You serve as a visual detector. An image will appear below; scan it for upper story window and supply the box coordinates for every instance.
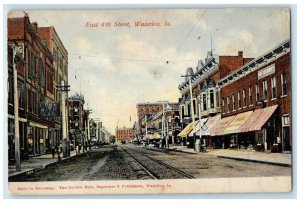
[227,96,230,113]
[210,89,214,108]
[28,48,36,78]
[232,94,235,111]
[249,87,253,106]
[238,91,241,109]
[38,58,45,87]
[263,80,268,101]
[243,89,246,107]
[281,73,287,96]
[192,99,197,115]
[271,77,277,99]
[222,97,225,114]
[180,105,184,120]
[203,93,207,111]
[255,85,259,103]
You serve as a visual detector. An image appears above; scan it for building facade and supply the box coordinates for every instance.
[116,127,134,143]
[8,15,58,158]
[177,51,253,148]
[68,93,85,148]
[137,102,179,140]
[37,26,69,149]
[218,39,291,152]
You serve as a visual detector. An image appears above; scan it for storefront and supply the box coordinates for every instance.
[8,116,28,162]
[27,122,48,156]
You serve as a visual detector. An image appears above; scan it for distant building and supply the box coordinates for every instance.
[149,105,181,146]
[68,93,85,147]
[136,102,179,139]
[115,127,134,143]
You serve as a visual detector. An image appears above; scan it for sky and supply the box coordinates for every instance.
[8,8,290,134]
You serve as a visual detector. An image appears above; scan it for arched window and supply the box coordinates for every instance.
[38,58,45,87]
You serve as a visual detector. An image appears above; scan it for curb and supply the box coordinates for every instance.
[217,155,291,167]
[8,152,87,181]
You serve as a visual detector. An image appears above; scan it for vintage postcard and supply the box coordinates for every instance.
[6,7,292,195]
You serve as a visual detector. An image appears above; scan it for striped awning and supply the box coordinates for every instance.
[240,105,278,132]
[188,119,207,137]
[178,120,199,137]
[223,111,253,135]
[196,114,221,136]
[210,115,236,136]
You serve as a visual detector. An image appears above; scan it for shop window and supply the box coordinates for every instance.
[257,132,264,144]
[281,73,287,96]
[271,77,277,99]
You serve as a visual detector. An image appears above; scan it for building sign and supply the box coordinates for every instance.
[258,64,275,80]
[38,101,60,117]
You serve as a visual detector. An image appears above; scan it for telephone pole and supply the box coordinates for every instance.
[12,44,21,171]
[181,74,196,151]
[57,81,70,158]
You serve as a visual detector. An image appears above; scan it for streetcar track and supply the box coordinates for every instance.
[122,147,195,179]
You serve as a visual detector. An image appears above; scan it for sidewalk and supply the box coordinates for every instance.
[8,150,85,179]
[168,145,292,167]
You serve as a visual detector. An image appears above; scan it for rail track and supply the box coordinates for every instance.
[121,147,195,179]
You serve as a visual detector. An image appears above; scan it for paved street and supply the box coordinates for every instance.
[9,145,291,182]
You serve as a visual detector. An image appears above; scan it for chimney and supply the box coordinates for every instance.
[32,22,38,31]
[238,51,243,58]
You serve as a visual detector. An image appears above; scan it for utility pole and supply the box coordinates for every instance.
[145,115,148,145]
[181,74,196,151]
[57,80,70,158]
[12,44,21,171]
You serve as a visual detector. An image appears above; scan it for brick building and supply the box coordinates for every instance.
[215,39,291,152]
[116,127,134,143]
[136,102,179,139]
[8,15,57,158]
[37,26,69,148]
[68,93,85,148]
[177,51,253,148]
[148,105,181,146]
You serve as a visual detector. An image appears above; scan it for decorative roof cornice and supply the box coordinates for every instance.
[218,39,290,88]
[178,56,219,94]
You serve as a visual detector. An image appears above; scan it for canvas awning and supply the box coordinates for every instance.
[240,105,278,132]
[223,111,253,135]
[188,120,204,137]
[196,114,221,136]
[152,132,161,139]
[210,115,236,136]
[178,120,199,137]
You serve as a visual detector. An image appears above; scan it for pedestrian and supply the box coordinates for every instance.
[51,146,55,158]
